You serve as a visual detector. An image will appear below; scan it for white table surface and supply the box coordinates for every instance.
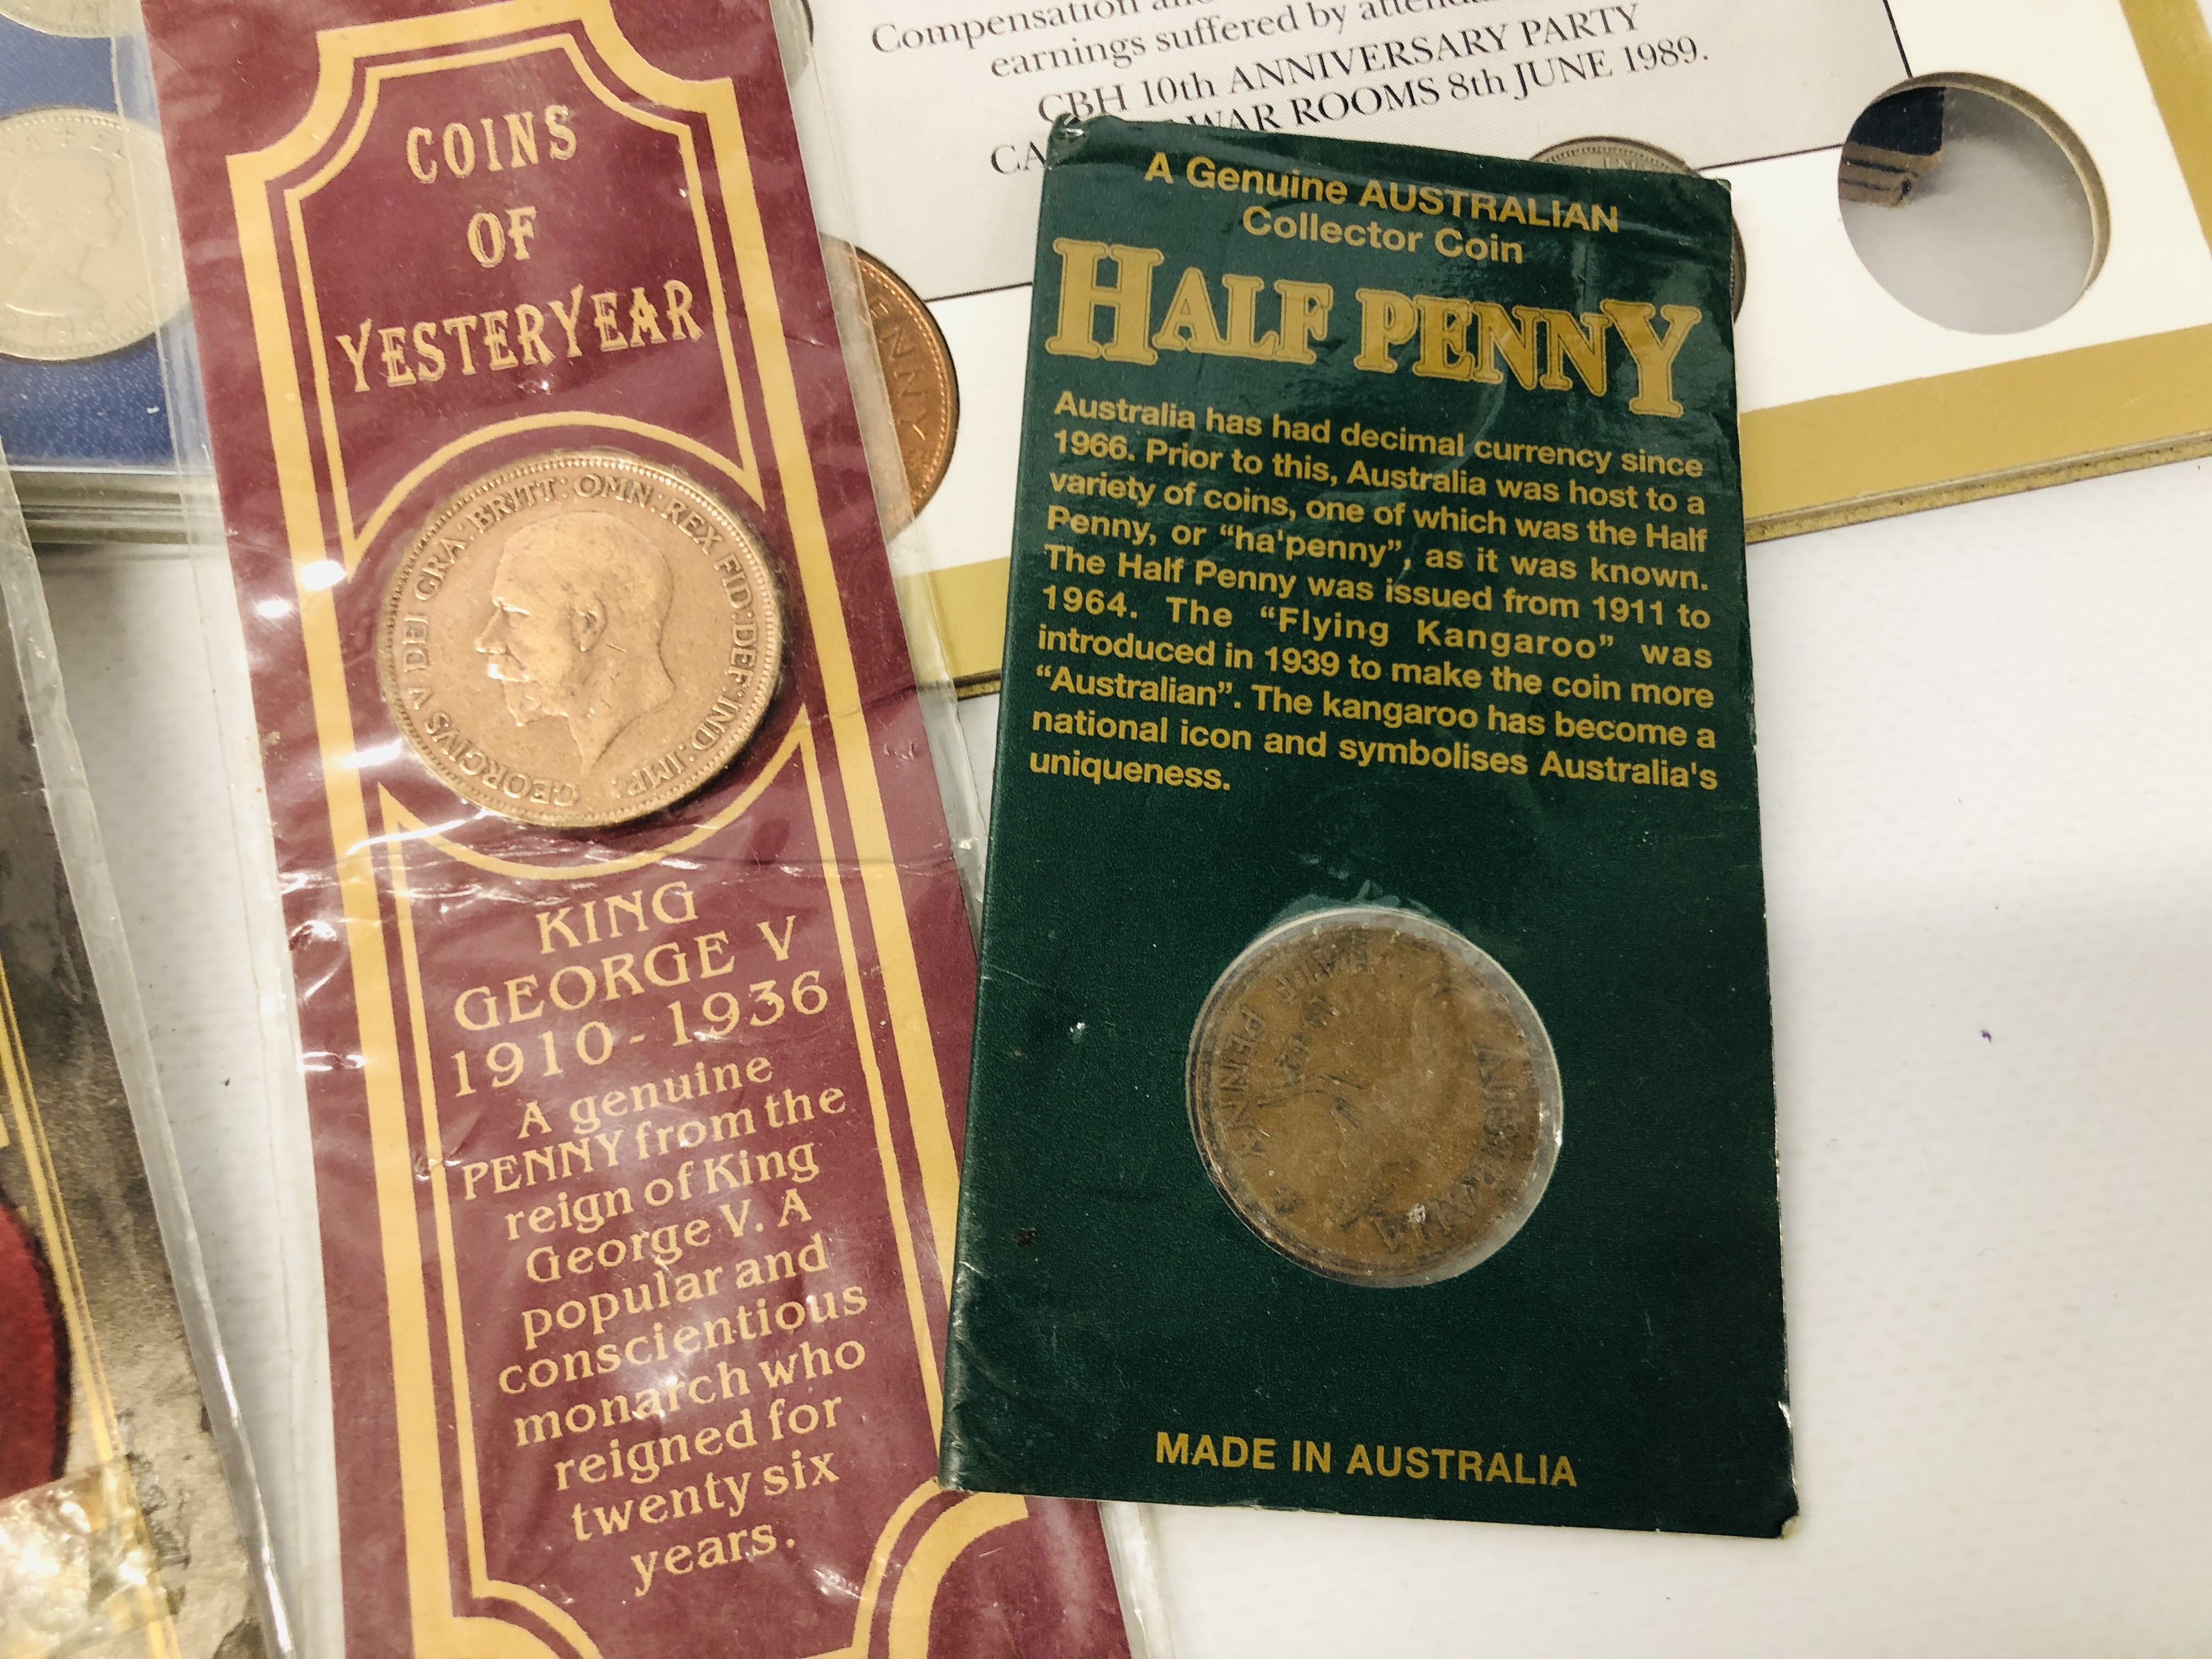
[40,450,2212,1656]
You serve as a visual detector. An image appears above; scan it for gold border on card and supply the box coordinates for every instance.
[1741,323,2212,535]
[226,4,989,1651]
[905,565,1008,697]
[1739,0,2212,536]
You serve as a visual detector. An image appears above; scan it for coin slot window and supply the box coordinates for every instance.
[1839,76,2107,335]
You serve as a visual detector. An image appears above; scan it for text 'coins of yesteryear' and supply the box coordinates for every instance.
[856,250,958,515]
[377,452,783,829]
[1531,136,1746,318]
[1188,908,1563,1288]
[0,109,184,361]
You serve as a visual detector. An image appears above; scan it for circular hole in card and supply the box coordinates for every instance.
[1839,76,2107,334]
[1186,906,1562,1288]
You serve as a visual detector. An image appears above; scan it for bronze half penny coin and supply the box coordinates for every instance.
[377,452,783,829]
[1187,907,1562,1286]
[855,249,958,515]
[1532,135,1746,318]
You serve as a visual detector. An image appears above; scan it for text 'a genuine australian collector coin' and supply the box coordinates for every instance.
[1188,908,1562,1287]
[1532,135,1746,318]
[856,249,958,515]
[0,109,182,360]
[376,453,783,830]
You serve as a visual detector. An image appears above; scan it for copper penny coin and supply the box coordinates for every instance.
[1188,907,1561,1286]
[376,452,782,829]
[0,109,183,360]
[856,249,958,515]
[1532,135,1746,319]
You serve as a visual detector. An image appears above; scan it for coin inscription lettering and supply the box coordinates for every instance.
[1188,909,1561,1286]
[856,250,958,515]
[377,453,783,828]
[0,109,183,361]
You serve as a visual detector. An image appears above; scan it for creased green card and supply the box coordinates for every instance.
[941,114,1792,1539]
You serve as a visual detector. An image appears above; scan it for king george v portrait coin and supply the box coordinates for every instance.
[377,452,783,830]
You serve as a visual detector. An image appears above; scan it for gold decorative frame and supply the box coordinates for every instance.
[227,4,1012,1651]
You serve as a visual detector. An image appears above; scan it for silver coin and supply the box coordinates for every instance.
[0,109,184,362]
[1532,135,1746,319]
[0,0,133,38]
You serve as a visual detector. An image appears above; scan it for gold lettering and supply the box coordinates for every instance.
[505,110,539,168]
[514,305,551,366]
[379,325,416,387]
[1600,300,1702,419]
[664,280,702,341]
[591,291,628,352]
[549,286,586,358]
[1473,301,1542,389]
[442,122,476,178]
[337,319,373,392]
[442,314,482,375]
[483,309,517,370]
[412,320,447,381]
[1353,286,1416,373]
[545,104,577,160]
[1541,309,1610,395]
[1046,238,1163,365]
[1217,273,1279,359]
[1273,279,1331,365]
[467,211,505,267]
[1412,294,1474,381]
[1150,266,1228,356]
[506,205,539,262]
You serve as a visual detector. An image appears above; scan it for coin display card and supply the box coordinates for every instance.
[136,0,1132,1651]
[0,13,187,491]
[806,0,2212,691]
[0,449,278,1653]
[942,114,1792,1537]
